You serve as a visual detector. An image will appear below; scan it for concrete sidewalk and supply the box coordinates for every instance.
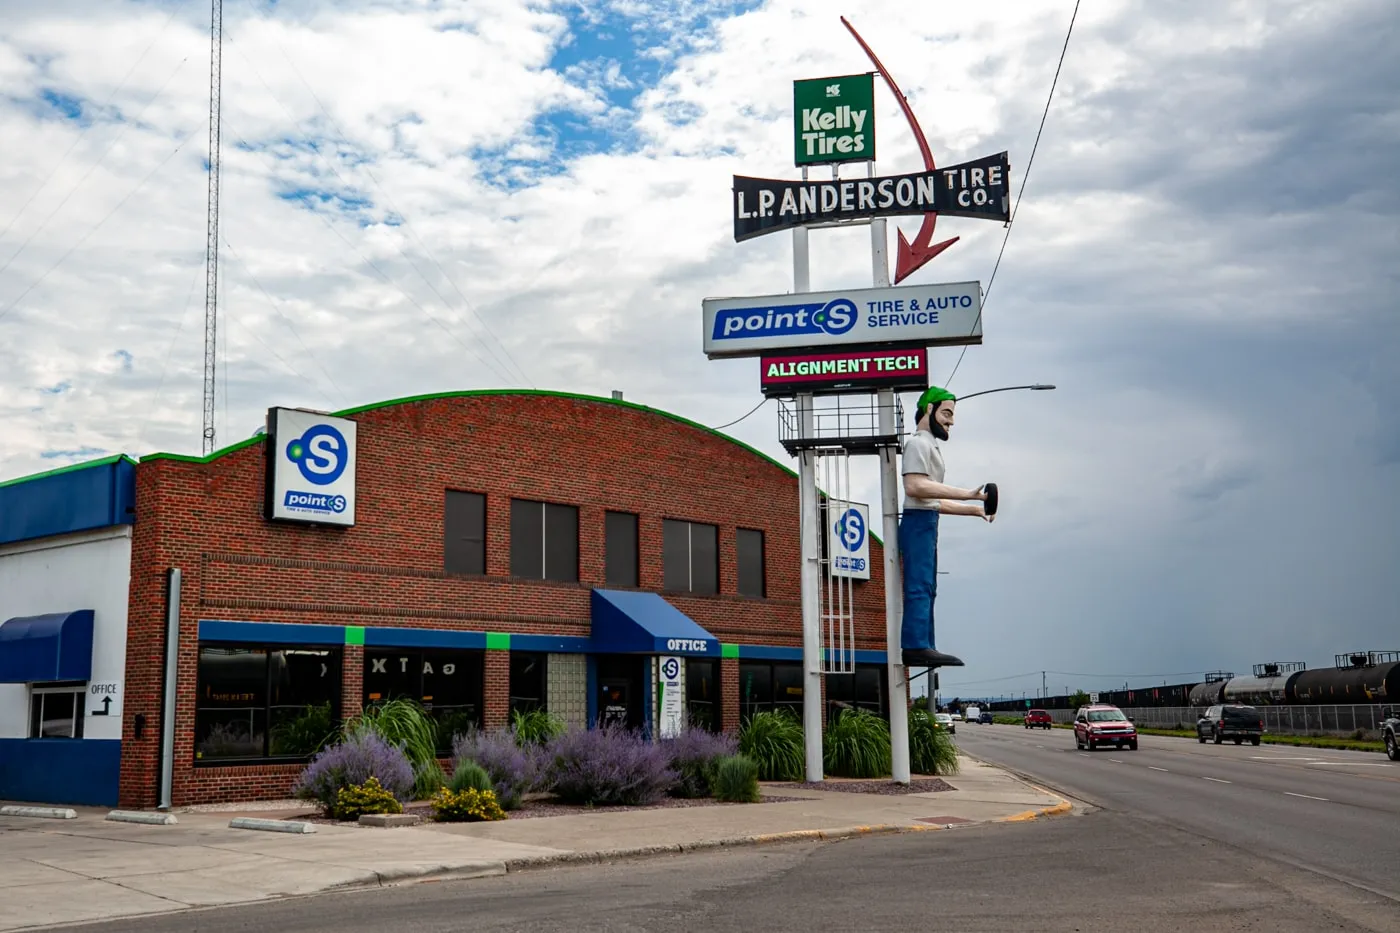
[0,756,1069,932]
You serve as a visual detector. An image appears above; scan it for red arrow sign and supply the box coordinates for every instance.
[841,17,959,283]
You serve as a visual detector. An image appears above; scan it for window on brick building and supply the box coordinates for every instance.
[510,499,579,582]
[509,652,547,716]
[363,648,484,755]
[444,490,487,575]
[662,519,718,595]
[825,664,887,725]
[738,660,802,722]
[195,645,341,763]
[735,528,765,598]
[28,683,86,738]
[685,659,719,732]
[604,510,639,587]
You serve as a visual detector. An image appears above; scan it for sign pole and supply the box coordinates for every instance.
[798,391,824,782]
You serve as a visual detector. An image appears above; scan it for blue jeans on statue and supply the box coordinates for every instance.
[899,508,940,651]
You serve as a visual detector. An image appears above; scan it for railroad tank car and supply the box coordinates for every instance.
[1188,679,1229,707]
[1220,672,1304,706]
[1289,661,1400,704]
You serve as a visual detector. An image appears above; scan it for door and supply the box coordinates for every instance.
[595,655,646,730]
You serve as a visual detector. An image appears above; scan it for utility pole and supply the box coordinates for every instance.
[1043,670,1047,699]
[202,0,223,455]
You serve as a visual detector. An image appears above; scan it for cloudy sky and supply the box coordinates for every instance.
[2,0,1396,702]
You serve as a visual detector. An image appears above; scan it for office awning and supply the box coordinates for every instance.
[0,610,94,683]
[589,590,719,656]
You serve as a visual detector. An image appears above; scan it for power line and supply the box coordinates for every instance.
[945,0,1080,388]
[0,0,194,246]
[712,397,768,430]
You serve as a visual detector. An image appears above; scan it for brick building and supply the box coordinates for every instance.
[0,390,893,808]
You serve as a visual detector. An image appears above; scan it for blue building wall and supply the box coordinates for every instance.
[0,739,122,807]
[0,456,136,547]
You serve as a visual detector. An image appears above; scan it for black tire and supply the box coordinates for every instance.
[1214,732,1223,745]
[1198,734,1206,744]
[1088,738,1097,751]
[1251,737,1261,746]
[1129,741,1138,751]
[1234,737,1242,745]
[1386,733,1398,761]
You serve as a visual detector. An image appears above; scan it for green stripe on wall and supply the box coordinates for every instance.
[344,626,365,646]
[721,643,739,659]
[486,632,511,650]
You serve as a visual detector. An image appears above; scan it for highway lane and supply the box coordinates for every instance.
[954,724,1400,901]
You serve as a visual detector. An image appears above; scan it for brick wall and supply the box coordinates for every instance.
[120,392,891,807]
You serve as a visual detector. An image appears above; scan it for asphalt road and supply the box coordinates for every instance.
[55,808,1399,933]
[952,723,1400,900]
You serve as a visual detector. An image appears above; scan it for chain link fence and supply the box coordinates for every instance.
[1047,704,1394,737]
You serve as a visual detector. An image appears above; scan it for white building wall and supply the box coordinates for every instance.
[0,526,133,741]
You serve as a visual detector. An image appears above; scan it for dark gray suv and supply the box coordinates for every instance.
[1197,704,1264,746]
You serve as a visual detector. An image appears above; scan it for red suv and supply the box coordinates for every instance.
[1074,704,1138,751]
[1024,709,1053,729]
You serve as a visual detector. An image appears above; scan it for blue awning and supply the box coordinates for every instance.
[589,589,719,656]
[0,610,94,683]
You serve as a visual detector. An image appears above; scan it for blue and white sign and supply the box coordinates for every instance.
[266,407,358,526]
[701,281,982,359]
[657,655,684,738]
[828,501,871,580]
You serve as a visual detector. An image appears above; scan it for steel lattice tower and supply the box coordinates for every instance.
[202,0,223,454]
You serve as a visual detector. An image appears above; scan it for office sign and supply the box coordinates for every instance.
[703,281,981,359]
[657,655,684,738]
[760,347,927,397]
[794,73,875,165]
[733,152,1009,242]
[264,407,358,526]
[828,502,871,580]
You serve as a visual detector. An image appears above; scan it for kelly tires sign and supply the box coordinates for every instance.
[733,152,1009,242]
[264,407,358,526]
[794,73,875,165]
[702,281,982,358]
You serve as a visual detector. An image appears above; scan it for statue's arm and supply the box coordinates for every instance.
[902,472,985,502]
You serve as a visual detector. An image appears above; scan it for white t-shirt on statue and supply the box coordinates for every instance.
[901,429,944,512]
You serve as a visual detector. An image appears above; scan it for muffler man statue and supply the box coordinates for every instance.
[899,385,996,669]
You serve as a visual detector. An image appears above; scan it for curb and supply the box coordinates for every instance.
[229,816,317,834]
[994,799,1074,823]
[107,810,178,825]
[500,822,945,872]
[0,805,77,820]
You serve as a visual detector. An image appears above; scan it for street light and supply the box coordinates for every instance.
[955,384,1056,401]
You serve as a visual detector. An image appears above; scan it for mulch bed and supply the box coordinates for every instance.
[770,777,954,795]
[291,793,812,825]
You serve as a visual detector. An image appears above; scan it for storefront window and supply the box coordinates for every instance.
[509,652,546,716]
[739,660,803,721]
[364,649,484,754]
[736,528,765,597]
[29,683,86,738]
[686,659,719,732]
[826,664,887,724]
[663,519,719,594]
[195,645,341,763]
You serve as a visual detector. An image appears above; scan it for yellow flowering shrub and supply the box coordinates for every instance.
[430,786,507,822]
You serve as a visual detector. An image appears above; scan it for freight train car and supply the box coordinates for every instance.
[1290,658,1400,704]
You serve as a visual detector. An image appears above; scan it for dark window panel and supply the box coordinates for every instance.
[509,652,547,715]
[739,661,773,720]
[195,647,270,761]
[736,528,765,597]
[662,519,690,591]
[510,499,544,579]
[544,503,579,583]
[686,658,719,733]
[605,511,639,587]
[267,649,340,758]
[690,522,718,595]
[444,490,486,575]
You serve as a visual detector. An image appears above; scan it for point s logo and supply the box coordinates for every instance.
[834,507,866,552]
[712,297,858,342]
[285,424,348,486]
[661,657,681,680]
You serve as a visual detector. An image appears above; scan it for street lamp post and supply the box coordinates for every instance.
[955,383,1056,401]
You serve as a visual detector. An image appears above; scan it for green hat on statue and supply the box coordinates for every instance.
[915,385,956,422]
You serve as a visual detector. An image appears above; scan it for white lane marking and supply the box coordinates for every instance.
[1036,745,1045,748]
[1109,758,1124,763]
[1306,762,1393,767]
[1251,756,1324,760]
[1284,792,1329,801]
[1202,777,1232,784]
[1149,766,1169,772]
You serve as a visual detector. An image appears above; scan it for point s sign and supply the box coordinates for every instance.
[265,407,358,526]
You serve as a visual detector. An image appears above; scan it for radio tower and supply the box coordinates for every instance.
[202,0,223,454]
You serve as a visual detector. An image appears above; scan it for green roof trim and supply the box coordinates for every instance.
[139,434,263,465]
[0,453,137,489]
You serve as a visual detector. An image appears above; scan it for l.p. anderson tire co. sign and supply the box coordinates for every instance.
[732,152,1009,242]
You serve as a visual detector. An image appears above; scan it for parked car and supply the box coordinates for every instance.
[934,712,956,735]
[1197,704,1264,746]
[1074,704,1138,751]
[949,712,963,722]
[1025,709,1053,729]
[1382,708,1398,761]
[978,711,994,724]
